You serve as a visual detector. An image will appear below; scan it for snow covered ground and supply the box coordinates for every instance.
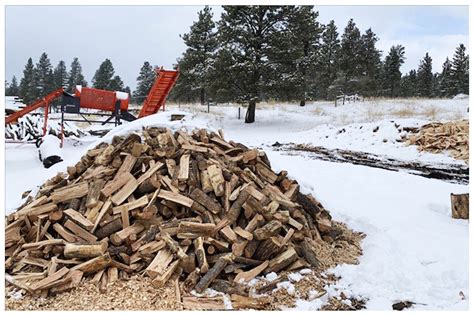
[4,97,469,310]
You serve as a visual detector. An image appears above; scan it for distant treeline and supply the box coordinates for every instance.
[6,6,469,123]
[168,6,469,122]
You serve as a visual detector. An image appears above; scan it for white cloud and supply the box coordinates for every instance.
[378,34,469,74]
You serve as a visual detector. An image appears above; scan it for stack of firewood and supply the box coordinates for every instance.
[406,120,469,162]
[5,127,341,307]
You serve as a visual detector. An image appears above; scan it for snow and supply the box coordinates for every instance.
[115,91,129,100]
[5,96,26,111]
[276,281,296,295]
[4,98,469,310]
[38,134,62,160]
[265,272,278,282]
[453,93,469,100]
[267,151,468,310]
[288,272,304,282]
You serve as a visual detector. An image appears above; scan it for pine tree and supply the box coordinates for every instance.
[133,61,156,103]
[110,75,124,91]
[417,52,433,97]
[53,60,68,89]
[67,58,87,92]
[451,43,469,95]
[360,28,382,96]
[35,52,55,97]
[176,6,218,104]
[6,76,19,96]
[438,58,456,97]
[92,59,116,90]
[381,45,405,97]
[217,5,286,123]
[19,58,38,103]
[269,6,322,106]
[318,20,340,100]
[338,19,364,93]
[400,69,418,97]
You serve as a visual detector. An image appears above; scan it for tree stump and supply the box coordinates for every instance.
[451,193,469,219]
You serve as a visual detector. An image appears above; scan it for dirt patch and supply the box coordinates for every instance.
[275,143,468,185]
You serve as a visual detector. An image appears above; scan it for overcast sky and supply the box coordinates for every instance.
[5,5,469,91]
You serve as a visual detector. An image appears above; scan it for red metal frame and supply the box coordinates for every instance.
[5,88,64,125]
[138,67,179,118]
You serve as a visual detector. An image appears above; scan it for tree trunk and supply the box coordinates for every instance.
[245,100,256,124]
[200,88,205,105]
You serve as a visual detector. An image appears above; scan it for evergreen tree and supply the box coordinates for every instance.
[400,69,418,97]
[318,20,340,100]
[360,28,382,96]
[92,59,116,90]
[269,6,322,106]
[176,6,218,104]
[35,52,55,97]
[133,61,156,103]
[438,58,456,97]
[6,76,19,96]
[381,45,405,97]
[432,73,441,97]
[53,60,68,89]
[451,43,469,95]
[217,5,286,123]
[109,75,124,91]
[19,57,38,103]
[67,58,87,92]
[338,19,364,93]
[416,52,433,97]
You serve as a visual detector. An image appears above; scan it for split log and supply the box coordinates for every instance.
[177,222,216,238]
[210,279,248,296]
[195,253,233,293]
[178,154,190,181]
[64,220,97,243]
[29,267,69,291]
[234,260,269,282]
[158,190,194,208]
[253,220,282,240]
[265,247,298,273]
[193,237,209,273]
[64,243,107,259]
[86,179,105,208]
[183,268,201,292]
[111,177,138,205]
[182,296,225,310]
[71,253,112,275]
[94,218,122,240]
[207,164,225,197]
[151,259,180,287]
[231,294,270,310]
[301,238,320,267]
[64,209,94,230]
[189,188,221,214]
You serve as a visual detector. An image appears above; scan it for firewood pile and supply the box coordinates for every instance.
[5,127,342,307]
[405,120,468,162]
[5,113,85,141]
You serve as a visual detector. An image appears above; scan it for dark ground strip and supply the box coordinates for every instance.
[272,143,469,185]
